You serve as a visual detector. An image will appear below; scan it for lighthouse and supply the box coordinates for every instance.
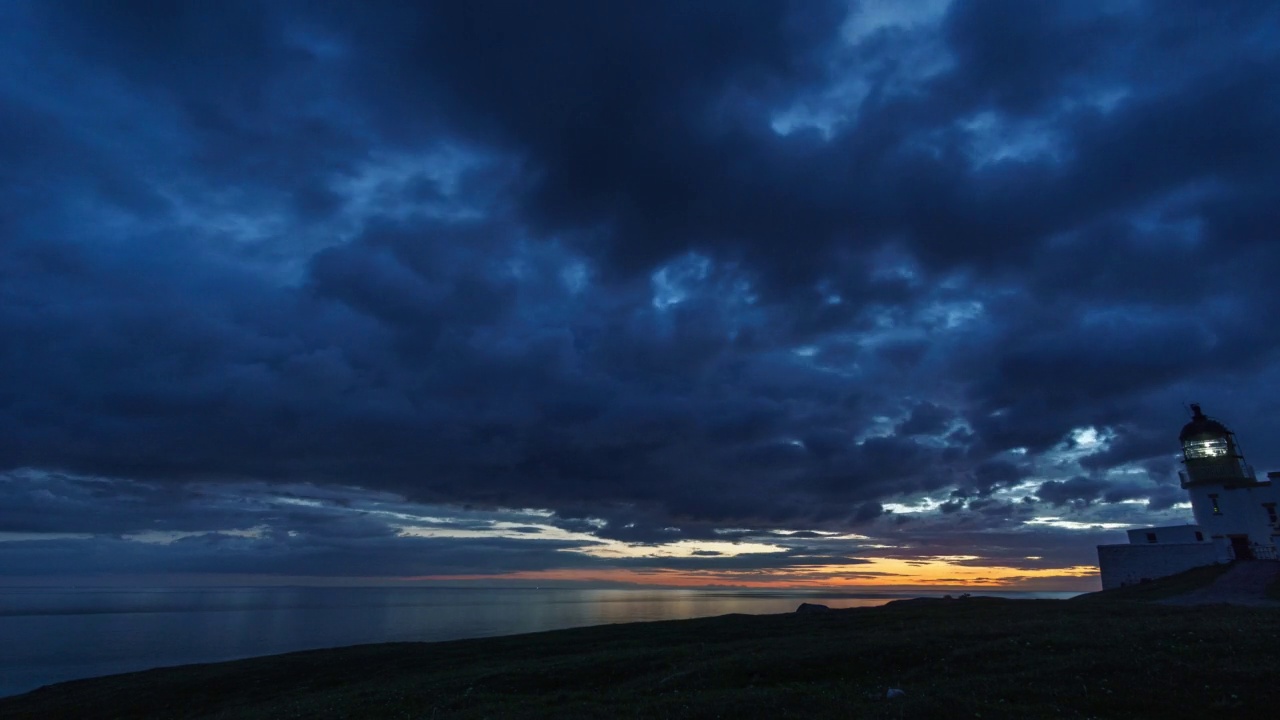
[1179,404,1277,561]
[1096,405,1280,589]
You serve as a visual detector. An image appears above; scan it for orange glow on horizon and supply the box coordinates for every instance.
[407,556,1100,591]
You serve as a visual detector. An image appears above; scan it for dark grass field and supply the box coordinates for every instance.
[3,590,1279,720]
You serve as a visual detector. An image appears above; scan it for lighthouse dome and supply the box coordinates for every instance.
[1179,403,1243,463]
[1179,404,1231,442]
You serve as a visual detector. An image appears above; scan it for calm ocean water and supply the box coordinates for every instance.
[0,586,1078,697]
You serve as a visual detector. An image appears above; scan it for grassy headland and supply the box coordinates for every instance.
[3,594,1279,719]
[1068,562,1232,602]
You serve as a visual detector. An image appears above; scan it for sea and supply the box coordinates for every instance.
[0,586,1080,698]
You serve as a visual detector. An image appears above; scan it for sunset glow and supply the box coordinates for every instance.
[410,556,1101,591]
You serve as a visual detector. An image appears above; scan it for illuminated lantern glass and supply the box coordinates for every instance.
[1183,437,1228,460]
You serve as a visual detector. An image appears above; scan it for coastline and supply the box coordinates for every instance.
[3,596,1277,719]
[0,585,1081,699]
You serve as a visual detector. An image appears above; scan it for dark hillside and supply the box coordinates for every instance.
[3,599,1278,719]
[1070,563,1233,602]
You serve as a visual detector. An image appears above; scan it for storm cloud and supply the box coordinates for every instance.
[2,0,1278,583]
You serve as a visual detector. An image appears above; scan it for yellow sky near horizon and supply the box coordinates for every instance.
[409,555,1102,592]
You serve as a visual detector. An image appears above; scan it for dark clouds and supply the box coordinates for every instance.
[2,1,1280,581]
[1037,476,1111,508]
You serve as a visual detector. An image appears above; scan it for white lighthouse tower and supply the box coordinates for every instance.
[1096,405,1280,589]
[1179,404,1278,562]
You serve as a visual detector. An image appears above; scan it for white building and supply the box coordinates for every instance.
[1097,404,1280,590]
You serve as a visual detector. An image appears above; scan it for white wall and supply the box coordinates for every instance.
[1188,482,1280,552]
[1125,525,1205,545]
[1097,543,1222,590]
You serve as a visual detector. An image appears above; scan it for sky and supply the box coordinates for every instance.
[2,0,1280,592]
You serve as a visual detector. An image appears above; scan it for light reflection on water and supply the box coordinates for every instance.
[0,587,1076,697]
